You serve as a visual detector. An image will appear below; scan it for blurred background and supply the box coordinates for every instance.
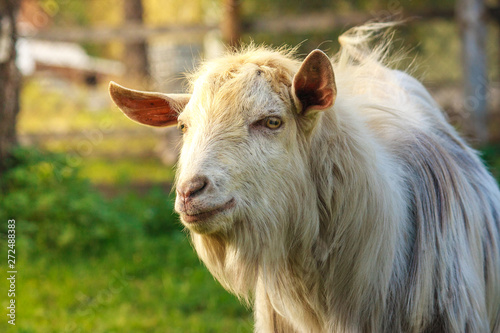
[0,0,499,332]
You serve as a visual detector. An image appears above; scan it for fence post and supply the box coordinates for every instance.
[456,0,489,145]
[123,0,149,81]
[221,0,241,48]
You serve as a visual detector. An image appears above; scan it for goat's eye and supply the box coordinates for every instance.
[178,123,187,133]
[265,117,282,129]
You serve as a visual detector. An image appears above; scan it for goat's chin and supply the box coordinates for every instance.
[180,212,235,235]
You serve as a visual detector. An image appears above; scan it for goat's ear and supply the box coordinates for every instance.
[292,49,336,114]
[109,81,190,127]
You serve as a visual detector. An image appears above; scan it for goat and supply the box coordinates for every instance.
[109,24,500,332]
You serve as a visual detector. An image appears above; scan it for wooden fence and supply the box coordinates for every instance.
[19,3,500,144]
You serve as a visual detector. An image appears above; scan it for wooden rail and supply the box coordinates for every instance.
[20,9,462,43]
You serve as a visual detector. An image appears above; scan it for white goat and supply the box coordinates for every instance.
[109,24,500,332]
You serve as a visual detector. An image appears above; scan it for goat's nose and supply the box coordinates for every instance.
[177,176,210,201]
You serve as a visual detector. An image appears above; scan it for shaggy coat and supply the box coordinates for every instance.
[109,24,500,332]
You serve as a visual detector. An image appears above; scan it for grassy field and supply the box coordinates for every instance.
[0,236,252,333]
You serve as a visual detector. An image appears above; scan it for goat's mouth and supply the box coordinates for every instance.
[180,198,236,224]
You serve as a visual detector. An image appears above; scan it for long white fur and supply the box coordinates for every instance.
[172,24,500,332]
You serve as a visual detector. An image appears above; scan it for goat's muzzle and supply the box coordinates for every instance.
[175,175,236,226]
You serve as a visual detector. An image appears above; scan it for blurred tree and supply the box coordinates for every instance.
[221,0,241,47]
[0,0,20,176]
[457,0,489,144]
[123,0,149,80]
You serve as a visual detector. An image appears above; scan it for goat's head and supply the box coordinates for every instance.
[109,49,336,235]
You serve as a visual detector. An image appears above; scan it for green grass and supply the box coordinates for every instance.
[0,237,252,333]
[80,157,175,184]
[482,144,500,183]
